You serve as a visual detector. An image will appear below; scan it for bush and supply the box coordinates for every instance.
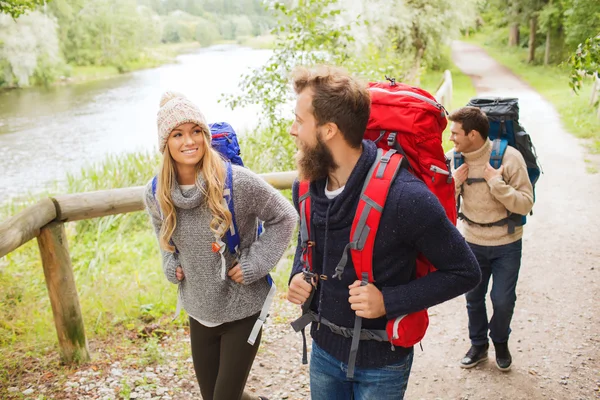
[195,19,221,47]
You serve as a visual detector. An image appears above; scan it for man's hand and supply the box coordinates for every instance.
[228,264,244,284]
[483,162,504,182]
[453,163,469,186]
[176,266,185,281]
[287,273,313,305]
[348,281,386,319]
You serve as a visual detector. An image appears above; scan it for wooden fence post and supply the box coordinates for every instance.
[37,222,90,364]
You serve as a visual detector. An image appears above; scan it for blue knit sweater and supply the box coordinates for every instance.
[291,140,481,368]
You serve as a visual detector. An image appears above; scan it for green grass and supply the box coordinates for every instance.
[236,34,276,50]
[70,65,120,80]
[466,31,600,154]
[0,152,176,359]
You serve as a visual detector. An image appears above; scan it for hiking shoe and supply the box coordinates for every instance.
[460,343,489,369]
[493,341,512,371]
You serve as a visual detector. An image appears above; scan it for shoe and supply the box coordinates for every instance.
[258,397,269,400]
[460,343,489,369]
[493,341,512,371]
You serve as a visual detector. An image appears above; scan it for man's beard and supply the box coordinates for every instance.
[296,131,338,182]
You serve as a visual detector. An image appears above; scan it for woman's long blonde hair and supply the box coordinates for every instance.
[157,128,232,252]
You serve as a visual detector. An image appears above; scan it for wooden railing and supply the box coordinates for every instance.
[590,74,600,119]
[0,171,297,364]
[435,69,453,111]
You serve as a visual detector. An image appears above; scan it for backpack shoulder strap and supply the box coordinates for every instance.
[453,151,464,169]
[351,149,403,283]
[151,175,158,198]
[490,138,508,170]
[222,161,240,255]
[298,180,313,273]
[330,149,403,283]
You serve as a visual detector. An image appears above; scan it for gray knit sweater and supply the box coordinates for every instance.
[144,165,297,324]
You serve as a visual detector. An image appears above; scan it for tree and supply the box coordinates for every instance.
[569,33,600,94]
[538,0,563,65]
[225,0,356,128]
[0,10,61,86]
[354,0,479,84]
[0,0,45,19]
[563,0,600,51]
[508,0,521,46]
[224,0,357,172]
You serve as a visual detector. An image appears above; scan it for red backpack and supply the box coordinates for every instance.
[293,78,457,378]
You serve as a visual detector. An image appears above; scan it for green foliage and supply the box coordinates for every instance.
[563,0,600,50]
[478,0,600,64]
[195,18,221,47]
[162,17,195,43]
[0,11,62,87]
[225,0,356,129]
[0,0,45,19]
[51,0,161,69]
[239,121,297,174]
[569,34,600,93]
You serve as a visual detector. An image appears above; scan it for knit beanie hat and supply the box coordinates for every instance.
[156,91,210,153]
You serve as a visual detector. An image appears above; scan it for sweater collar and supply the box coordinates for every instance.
[462,139,492,163]
[309,140,377,227]
[171,174,207,210]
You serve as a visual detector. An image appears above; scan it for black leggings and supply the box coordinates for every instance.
[189,313,262,400]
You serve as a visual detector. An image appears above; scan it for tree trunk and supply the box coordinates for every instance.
[509,23,520,46]
[528,17,537,63]
[544,29,551,65]
[412,46,425,86]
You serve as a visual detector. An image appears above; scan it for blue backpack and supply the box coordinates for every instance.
[151,121,273,345]
[453,97,542,232]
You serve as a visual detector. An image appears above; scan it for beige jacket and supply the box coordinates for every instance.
[447,140,534,246]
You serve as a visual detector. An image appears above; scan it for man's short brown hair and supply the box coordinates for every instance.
[292,65,371,148]
[448,106,489,140]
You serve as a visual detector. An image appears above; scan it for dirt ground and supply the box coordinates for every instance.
[4,41,600,400]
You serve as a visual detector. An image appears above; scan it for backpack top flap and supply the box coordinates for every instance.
[467,97,519,121]
[209,122,244,167]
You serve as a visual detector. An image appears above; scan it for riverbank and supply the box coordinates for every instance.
[2,35,277,91]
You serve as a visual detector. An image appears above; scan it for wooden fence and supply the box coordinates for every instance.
[0,171,296,364]
[0,71,454,364]
[435,69,453,111]
[590,74,600,119]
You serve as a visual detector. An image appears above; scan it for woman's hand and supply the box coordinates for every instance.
[176,266,185,281]
[228,263,245,284]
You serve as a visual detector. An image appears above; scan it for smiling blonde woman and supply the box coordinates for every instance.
[144,92,297,400]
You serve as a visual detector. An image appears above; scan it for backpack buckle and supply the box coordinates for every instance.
[387,132,397,148]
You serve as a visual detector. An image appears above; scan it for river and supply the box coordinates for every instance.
[0,45,273,204]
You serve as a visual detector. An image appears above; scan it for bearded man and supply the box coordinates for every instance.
[285,65,481,400]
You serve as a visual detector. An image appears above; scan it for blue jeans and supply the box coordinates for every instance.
[466,240,522,345]
[309,341,413,400]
